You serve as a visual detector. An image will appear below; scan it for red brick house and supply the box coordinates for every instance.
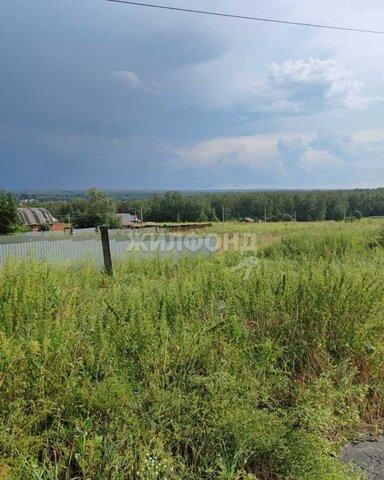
[17,207,65,232]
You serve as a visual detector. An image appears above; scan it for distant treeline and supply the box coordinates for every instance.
[24,188,384,224]
[15,190,154,203]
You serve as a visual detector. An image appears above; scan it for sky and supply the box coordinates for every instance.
[1,0,384,191]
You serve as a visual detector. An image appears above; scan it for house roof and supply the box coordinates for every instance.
[17,207,56,226]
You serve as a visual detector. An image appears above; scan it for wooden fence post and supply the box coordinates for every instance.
[100,226,113,276]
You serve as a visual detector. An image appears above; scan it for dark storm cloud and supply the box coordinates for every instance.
[1,0,384,189]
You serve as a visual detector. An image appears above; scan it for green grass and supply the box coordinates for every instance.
[1,220,384,478]
[191,217,382,250]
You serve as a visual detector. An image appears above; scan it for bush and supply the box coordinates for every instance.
[269,213,295,222]
[354,210,363,220]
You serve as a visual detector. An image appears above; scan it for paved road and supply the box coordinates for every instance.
[343,439,384,479]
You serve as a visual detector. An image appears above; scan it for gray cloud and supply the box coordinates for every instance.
[277,138,307,162]
[1,0,384,190]
[260,58,372,114]
[309,128,355,160]
[110,70,163,92]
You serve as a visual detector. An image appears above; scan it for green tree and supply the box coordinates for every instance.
[354,209,363,220]
[0,191,22,235]
[332,202,348,221]
[72,188,117,228]
[197,210,209,223]
[209,207,220,222]
[309,196,327,221]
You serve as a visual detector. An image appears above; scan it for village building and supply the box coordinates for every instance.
[17,207,65,232]
[116,213,140,228]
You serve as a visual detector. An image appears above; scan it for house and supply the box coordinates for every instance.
[116,213,140,228]
[17,207,65,232]
[240,217,255,224]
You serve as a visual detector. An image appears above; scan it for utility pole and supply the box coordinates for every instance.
[221,205,225,223]
[100,226,113,276]
[140,206,144,234]
[264,205,267,223]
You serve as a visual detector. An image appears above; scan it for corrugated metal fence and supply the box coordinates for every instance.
[0,233,217,268]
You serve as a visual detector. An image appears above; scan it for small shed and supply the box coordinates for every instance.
[240,217,255,224]
[116,213,140,228]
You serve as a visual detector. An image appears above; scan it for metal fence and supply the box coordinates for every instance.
[0,232,217,268]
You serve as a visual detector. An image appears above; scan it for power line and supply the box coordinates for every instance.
[106,0,384,36]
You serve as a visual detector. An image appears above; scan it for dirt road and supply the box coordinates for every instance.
[343,438,384,479]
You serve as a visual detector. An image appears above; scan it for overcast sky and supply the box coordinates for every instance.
[1,0,384,190]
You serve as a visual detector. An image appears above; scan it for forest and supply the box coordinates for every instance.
[16,188,384,226]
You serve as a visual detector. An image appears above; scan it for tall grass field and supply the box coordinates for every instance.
[1,220,384,479]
